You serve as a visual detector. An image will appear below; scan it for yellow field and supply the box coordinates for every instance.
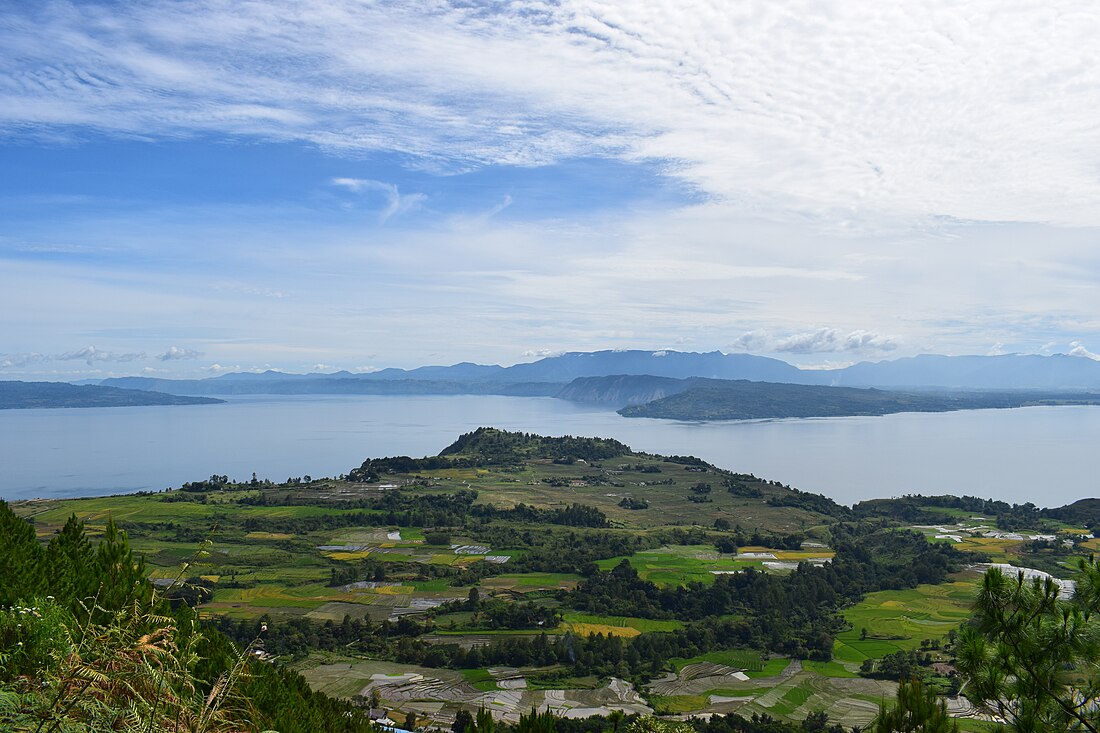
[245,531,293,540]
[373,585,411,595]
[771,550,835,561]
[322,550,372,561]
[563,622,641,638]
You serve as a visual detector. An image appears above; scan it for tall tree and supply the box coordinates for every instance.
[871,677,958,732]
[516,708,557,733]
[957,560,1100,732]
[94,516,150,612]
[469,708,496,733]
[453,709,474,733]
[45,513,98,610]
[0,500,45,605]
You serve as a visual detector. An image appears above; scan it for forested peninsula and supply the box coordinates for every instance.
[606,377,1100,420]
[0,380,224,409]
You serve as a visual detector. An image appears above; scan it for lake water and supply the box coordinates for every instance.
[2,395,1097,507]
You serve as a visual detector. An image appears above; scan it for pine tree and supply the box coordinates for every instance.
[94,516,150,613]
[516,708,556,733]
[871,677,958,732]
[45,513,98,611]
[0,500,45,605]
[957,560,1100,732]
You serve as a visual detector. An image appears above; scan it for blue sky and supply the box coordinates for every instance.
[3,1,1100,379]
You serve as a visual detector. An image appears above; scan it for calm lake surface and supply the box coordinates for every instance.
[2,395,1097,506]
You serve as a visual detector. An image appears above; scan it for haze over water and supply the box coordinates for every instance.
[3,395,1096,507]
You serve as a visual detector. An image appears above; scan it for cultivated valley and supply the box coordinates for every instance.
[8,428,1100,731]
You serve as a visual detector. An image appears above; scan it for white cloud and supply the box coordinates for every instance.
[728,330,771,354]
[1068,341,1100,360]
[331,178,426,222]
[55,346,145,366]
[205,363,240,374]
[158,346,202,361]
[729,328,900,355]
[521,348,558,358]
[311,363,331,371]
[4,1,1100,226]
[0,352,47,369]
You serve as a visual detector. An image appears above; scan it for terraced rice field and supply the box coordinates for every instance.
[300,659,652,726]
[643,655,901,728]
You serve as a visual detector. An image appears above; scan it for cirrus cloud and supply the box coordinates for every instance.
[3,1,1100,226]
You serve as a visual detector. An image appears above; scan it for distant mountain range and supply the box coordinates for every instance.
[0,381,224,410]
[99,349,1100,395]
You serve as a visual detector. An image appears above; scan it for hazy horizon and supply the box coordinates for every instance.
[13,346,1100,384]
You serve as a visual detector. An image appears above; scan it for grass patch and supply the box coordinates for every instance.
[459,668,498,691]
[745,658,791,678]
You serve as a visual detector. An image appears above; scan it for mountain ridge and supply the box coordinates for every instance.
[96,349,1100,394]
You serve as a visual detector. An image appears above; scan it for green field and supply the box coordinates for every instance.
[771,683,813,716]
[459,668,499,691]
[562,612,684,633]
[835,579,977,663]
